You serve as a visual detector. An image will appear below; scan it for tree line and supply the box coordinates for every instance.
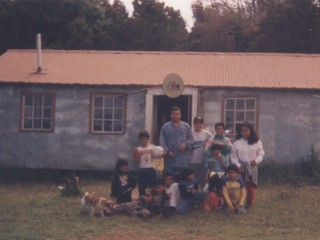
[1,0,320,55]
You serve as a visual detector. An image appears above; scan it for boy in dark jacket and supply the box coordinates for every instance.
[176,168,206,214]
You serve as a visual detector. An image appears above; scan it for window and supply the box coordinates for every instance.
[90,93,126,134]
[224,97,257,136]
[21,92,55,132]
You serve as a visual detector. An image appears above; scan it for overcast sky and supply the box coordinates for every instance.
[112,0,196,30]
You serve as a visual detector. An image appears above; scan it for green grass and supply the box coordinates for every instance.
[1,180,320,240]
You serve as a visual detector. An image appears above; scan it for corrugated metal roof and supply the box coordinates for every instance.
[0,49,320,89]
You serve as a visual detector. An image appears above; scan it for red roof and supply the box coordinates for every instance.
[1,49,320,89]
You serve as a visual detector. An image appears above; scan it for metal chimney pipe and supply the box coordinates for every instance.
[36,33,42,73]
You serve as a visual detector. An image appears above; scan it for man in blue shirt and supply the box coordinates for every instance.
[159,106,194,176]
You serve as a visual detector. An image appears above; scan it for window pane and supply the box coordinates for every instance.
[34,96,43,106]
[93,120,102,131]
[33,119,42,128]
[104,120,112,131]
[226,111,234,122]
[235,123,242,135]
[34,107,42,118]
[236,111,244,121]
[104,109,113,119]
[104,97,113,108]
[236,99,244,109]
[24,107,33,117]
[114,96,124,108]
[43,108,52,118]
[94,97,103,107]
[21,93,55,131]
[91,94,126,133]
[114,121,123,132]
[25,96,33,106]
[24,119,32,129]
[246,111,255,121]
[94,109,103,119]
[114,109,123,119]
[43,119,51,129]
[226,99,234,109]
[44,96,52,106]
[246,99,255,109]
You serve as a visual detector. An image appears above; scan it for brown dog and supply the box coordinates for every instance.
[80,192,114,217]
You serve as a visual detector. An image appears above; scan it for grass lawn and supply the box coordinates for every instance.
[0,180,320,240]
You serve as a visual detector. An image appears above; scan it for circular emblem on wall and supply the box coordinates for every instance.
[162,73,184,98]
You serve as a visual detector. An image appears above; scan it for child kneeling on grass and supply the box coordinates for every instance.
[222,164,247,214]
[203,144,229,212]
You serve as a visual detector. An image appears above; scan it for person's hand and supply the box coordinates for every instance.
[161,149,167,157]
[250,160,257,167]
[228,206,235,212]
[133,148,140,161]
[143,195,152,203]
[214,140,225,146]
[178,143,186,152]
[168,150,175,157]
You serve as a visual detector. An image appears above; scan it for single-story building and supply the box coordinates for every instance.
[0,49,319,170]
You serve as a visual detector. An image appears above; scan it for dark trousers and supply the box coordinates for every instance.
[138,168,156,196]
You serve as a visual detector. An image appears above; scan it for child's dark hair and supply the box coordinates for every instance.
[179,167,194,180]
[215,122,226,130]
[226,164,239,173]
[115,158,128,172]
[170,106,181,113]
[209,143,223,152]
[138,130,150,139]
[155,179,165,186]
[163,172,174,179]
[235,121,259,145]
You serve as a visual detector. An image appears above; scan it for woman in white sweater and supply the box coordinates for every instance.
[231,122,265,208]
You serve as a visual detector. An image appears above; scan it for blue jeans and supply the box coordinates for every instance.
[176,191,206,214]
[138,168,156,196]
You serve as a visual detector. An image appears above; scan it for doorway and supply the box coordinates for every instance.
[153,95,192,144]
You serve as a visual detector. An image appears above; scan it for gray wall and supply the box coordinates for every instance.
[203,88,320,164]
[0,84,145,170]
[1,84,319,170]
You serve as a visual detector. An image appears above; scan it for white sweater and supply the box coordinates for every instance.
[231,138,265,167]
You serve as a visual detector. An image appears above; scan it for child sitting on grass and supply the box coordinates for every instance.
[110,159,136,204]
[113,179,173,218]
[163,172,179,209]
[176,168,206,214]
[222,164,247,214]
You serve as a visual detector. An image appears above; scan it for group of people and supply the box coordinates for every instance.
[109,106,265,218]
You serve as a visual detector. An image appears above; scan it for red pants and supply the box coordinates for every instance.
[204,192,221,212]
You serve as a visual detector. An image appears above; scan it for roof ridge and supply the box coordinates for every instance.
[6,49,320,57]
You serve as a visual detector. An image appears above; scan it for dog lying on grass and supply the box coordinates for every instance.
[80,192,115,217]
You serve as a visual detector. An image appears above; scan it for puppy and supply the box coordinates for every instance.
[80,192,114,217]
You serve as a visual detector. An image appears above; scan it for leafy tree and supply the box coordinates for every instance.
[188,0,244,51]
[250,0,320,53]
[130,0,188,51]
[0,0,109,53]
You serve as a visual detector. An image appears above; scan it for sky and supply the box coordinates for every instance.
[112,0,196,30]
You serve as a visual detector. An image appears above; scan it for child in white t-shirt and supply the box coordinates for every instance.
[133,131,157,196]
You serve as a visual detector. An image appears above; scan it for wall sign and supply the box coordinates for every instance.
[162,73,184,98]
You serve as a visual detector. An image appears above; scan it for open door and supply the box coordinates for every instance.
[152,95,192,144]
